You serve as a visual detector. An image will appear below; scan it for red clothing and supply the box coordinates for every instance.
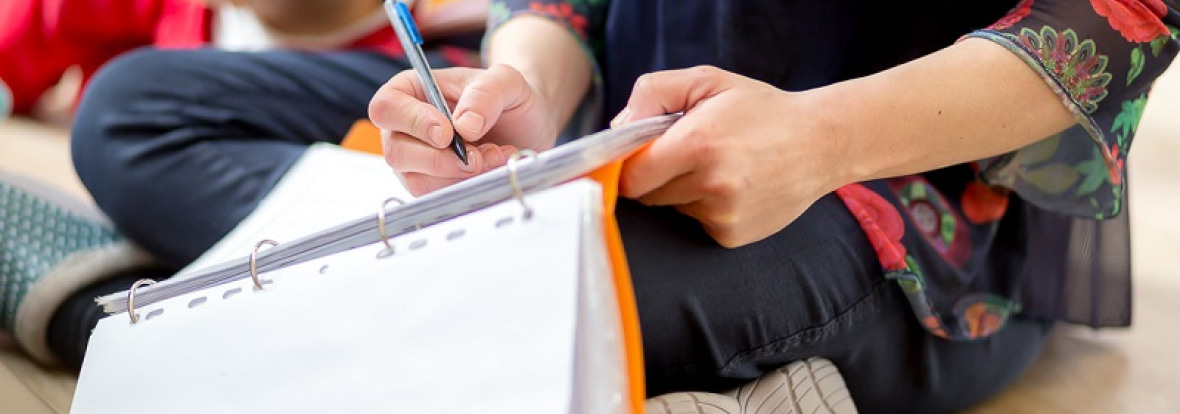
[0,0,403,114]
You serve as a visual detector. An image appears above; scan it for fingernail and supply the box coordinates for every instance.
[456,112,485,134]
[457,147,476,172]
[428,125,443,146]
[610,107,631,128]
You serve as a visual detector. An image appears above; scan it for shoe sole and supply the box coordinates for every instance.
[645,358,857,414]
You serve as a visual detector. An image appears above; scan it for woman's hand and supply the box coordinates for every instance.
[369,64,558,196]
[615,40,1079,248]
[369,14,592,196]
[615,66,850,248]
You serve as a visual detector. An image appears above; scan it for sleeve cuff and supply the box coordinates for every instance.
[964,29,1127,219]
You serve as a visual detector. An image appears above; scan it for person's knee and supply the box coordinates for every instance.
[620,194,889,394]
[76,47,188,116]
[71,48,192,239]
[72,47,180,166]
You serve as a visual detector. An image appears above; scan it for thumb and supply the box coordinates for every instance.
[451,64,534,142]
[612,65,731,127]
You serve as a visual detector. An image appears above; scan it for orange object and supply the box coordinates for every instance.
[340,119,385,154]
[586,155,649,414]
[341,119,648,413]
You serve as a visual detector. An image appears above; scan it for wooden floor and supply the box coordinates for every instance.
[1,66,1178,412]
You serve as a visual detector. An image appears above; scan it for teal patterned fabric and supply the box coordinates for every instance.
[0,181,123,332]
[0,78,11,121]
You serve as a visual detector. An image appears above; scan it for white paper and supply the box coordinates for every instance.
[73,180,606,414]
[178,143,412,276]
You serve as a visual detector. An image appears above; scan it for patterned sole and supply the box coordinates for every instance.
[645,358,857,414]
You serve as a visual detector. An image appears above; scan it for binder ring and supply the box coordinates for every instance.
[507,149,538,219]
[377,197,407,254]
[127,278,158,324]
[249,239,279,289]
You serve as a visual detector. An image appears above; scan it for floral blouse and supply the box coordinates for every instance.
[487,0,1179,341]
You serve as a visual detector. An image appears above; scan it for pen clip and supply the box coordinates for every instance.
[394,1,424,45]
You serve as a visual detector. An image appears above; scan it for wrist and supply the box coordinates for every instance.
[797,85,866,193]
[487,15,591,134]
[517,66,563,141]
[513,66,556,109]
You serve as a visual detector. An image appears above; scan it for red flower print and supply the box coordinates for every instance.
[835,184,908,271]
[1090,0,1170,42]
[1010,27,1111,113]
[888,177,973,267]
[960,181,1010,224]
[922,316,950,339]
[529,2,588,38]
[1109,144,1125,186]
[989,0,1035,30]
[963,303,1004,338]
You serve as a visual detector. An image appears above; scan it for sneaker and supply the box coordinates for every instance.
[645,358,857,414]
[0,169,155,365]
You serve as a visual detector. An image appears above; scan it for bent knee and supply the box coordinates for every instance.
[72,49,188,231]
[72,48,212,181]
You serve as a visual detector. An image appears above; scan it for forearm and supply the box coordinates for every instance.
[817,38,1076,186]
[485,15,592,134]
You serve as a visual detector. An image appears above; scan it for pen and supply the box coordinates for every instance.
[385,0,469,165]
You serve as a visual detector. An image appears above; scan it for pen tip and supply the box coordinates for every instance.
[455,145,469,166]
[450,132,469,165]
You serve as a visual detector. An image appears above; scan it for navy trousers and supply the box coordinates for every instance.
[72,48,1051,413]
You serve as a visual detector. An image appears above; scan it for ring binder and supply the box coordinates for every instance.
[507,149,538,219]
[127,279,158,324]
[377,197,407,257]
[249,239,279,289]
[93,114,680,314]
[76,115,685,414]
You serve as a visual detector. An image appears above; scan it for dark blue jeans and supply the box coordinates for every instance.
[72,48,1051,413]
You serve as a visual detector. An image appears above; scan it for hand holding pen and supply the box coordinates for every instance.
[372,1,562,196]
[386,0,468,164]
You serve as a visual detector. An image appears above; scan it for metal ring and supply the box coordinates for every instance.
[127,278,158,324]
[249,239,279,289]
[377,197,407,254]
[507,149,538,219]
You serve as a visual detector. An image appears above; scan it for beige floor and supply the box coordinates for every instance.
[1,66,1179,412]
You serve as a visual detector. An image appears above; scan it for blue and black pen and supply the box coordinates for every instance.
[384,0,469,165]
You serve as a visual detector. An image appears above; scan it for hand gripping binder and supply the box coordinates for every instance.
[71,115,680,414]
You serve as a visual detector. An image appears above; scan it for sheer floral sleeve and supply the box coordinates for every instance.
[966,0,1179,218]
[485,0,608,135]
[486,0,605,49]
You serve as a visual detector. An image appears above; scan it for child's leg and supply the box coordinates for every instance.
[0,169,157,366]
[45,269,170,369]
[43,46,415,369]
[71,47,405,267]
